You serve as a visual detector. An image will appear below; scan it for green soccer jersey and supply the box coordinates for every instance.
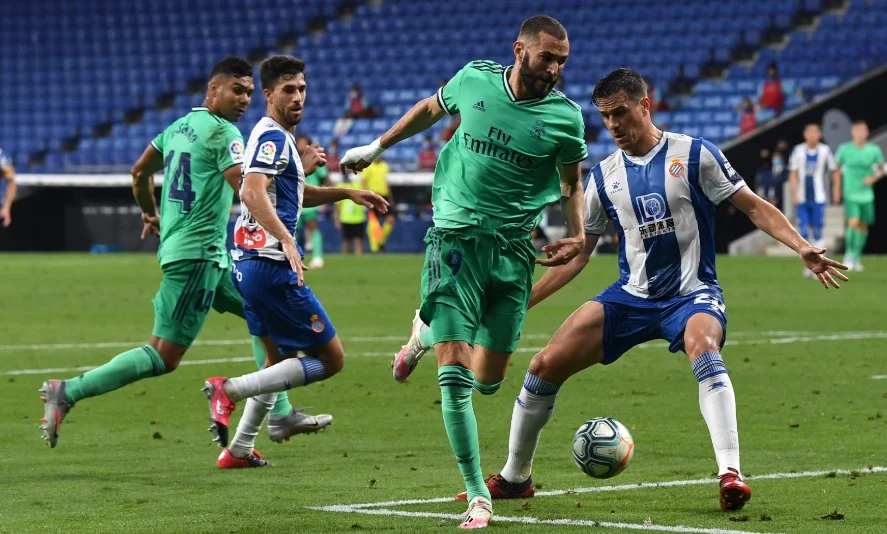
[305,164,329,187]
[835,142,884,203]
[150,107,245,268]
[433,60,587,231]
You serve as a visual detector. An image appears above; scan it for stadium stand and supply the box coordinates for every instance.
[2,0,885,173]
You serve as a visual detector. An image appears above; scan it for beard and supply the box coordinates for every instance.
[518,54,556,98]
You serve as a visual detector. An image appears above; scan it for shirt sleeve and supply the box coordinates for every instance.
[244,129,289,176]
[825,146,838,172]
[788,145,802,172]
[834,144,845,167]
[558,107,588,165]
[437,63,470,116]
[215,125,245,173]
[583,166,608,235]
[150,128,166,153]
[699,139,746,204]
[874,145,885,165]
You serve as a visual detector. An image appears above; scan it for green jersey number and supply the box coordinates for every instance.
[164,150,195,212]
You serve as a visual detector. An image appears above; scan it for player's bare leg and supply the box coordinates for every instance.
[459,302,606,500]
[436,340,493,527]
[40,336,183,448]
[684,313,750,511]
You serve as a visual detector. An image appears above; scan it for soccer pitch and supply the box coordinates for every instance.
[1,254,885,533]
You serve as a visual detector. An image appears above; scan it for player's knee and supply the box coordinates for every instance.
[528,351,570,384]
[323,354,344,377]
[686,335,720,361]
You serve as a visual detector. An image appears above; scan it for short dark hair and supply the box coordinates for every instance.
[260,55,306,91]
[591,68,647,106]
[518,15,567,41]
[852,118,868,126]
[209,56,253,79]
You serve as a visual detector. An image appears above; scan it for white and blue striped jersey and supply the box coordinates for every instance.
[584,132,746,300]
[232,117,305,263]
[788,142,836,204]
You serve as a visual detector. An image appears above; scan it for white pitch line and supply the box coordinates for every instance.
[873,375,887,380]
[308,505,772,534]
[5,332,887,376]
[343,466,887,509]
[0,330,820,353]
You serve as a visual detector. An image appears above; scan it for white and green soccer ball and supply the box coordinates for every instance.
[572,417,634,479]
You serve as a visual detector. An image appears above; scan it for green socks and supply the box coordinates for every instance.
[65,345,166,404]
[311,229,323,260]
[844,227,869,259]
[251,336,292,417]
[438,365,491,501]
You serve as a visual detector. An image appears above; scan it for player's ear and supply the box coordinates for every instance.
[263,88,273,104]
[513,40,523,60]
[640,96,651,116]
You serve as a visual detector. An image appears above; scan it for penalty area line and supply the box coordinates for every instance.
[307,505,775,534]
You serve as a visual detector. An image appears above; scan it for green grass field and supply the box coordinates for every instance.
[1,253,885,533]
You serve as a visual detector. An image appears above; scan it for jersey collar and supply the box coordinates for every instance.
[502,67,544,105]
[622,132,668,166]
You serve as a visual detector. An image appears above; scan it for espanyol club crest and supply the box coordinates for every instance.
[668,158,685,178]
[310,314,325,333]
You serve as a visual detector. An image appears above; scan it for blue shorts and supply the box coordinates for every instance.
[592,284,728,364]
[796,202,825,229]
[232,258,336,355]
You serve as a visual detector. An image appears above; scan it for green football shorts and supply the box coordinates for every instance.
[845,201,875,225]
[419,227,535,353]
[152,260,243,346]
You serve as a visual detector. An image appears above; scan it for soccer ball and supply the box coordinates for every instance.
[572,417,634,479]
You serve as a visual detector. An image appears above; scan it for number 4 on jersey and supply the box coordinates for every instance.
[164,150,195,212]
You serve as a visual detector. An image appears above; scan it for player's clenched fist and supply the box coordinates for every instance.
[340,138,385,173]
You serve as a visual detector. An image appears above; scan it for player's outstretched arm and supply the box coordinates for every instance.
[302,184,389,213]
[340,95,446,173]
[730,187,848,289]
[242,172,306,283]
[528,234,599,310]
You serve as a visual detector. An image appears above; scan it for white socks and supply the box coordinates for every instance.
[500,373,560,484]
[228,392,278,458]
[223,357,327,402]
[692,352,740,477]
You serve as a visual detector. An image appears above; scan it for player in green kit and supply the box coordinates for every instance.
[296,133,330,268]
[341,16,586,529]
[834,119,884,271]
[38,57,322,450]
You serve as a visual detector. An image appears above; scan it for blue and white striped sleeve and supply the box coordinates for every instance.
[583,166,608,235]
[699,139,745,205]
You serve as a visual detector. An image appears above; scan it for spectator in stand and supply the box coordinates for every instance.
[737,97,757,135]
[755,148,777,206]
[344,83,377,119]
[418,135,437,171]
[758,62,785,116]
[326,138,342,177]
[771,139,791,209]
[0,147,16,228]
[334,84,378,137]
[361,156,395,253]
